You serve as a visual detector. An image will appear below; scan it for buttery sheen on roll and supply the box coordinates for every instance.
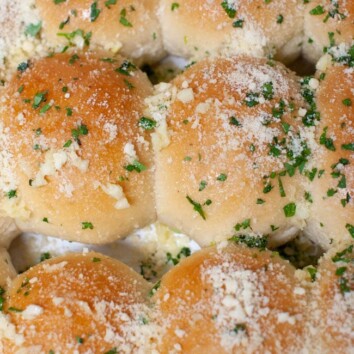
[153,241,306,353]
[0,52,155,243]
[36,0,165,65]
[0,252,153,353]
[158,0,304,63]
[153,56,312,247]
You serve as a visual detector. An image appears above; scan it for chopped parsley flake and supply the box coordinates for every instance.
[229,234,268,249]
[138,117,157,130]
[40,104,51,115]
[123,79,134,89]
[119,8,133,27]
[281,122,290,134]
[63,139,72,148]
[72,124,88,142]
[69,54,79,65]
[25,22,42,37]
[327,188,337,197]
[276,14,284,24]
[262,82,274,100]
[328,32,335,47]
[6,190,17,199]
[229,116,241,126]
[244,92,259,107]
[342,98,352,106]
[309,5,325,15]
[307,266,317,282]
[0,287,5,311]
[304,191,313,203]
[124,160,147,173]
[332,245,353,263]
[263,183,273,194]
[335,266,347,276]
[104,348,118,354]
[33,91,48,109]
[341,193,351,207]
[166,247,191,265]
[186,195,206,220]
[346,224,354,238]
[278,177,286,197]
[92,257,101,262]
[116,60,137,76]
[171,2,180,11]
[233,323,247,334]
[283,202,296,217]
[232,19,244,28]
[319,127,336,151]
[82,222,94,230]
[339,277,350,294]
[234,219,251,231]
[148,280,161,297]
[199,180,207,191]
[217,173,227,182]
[221,0,237,18]
[17,61,29,72]
[338,174,346,189]
[57,29,92,46]
[8,307,23,313]
[66,107,73,116]
[76,336,84,344]
[342,143,354,151]
[105,0,117,8]
[59,16,70,30]
[40,252,51,262]
[90,1,101,22]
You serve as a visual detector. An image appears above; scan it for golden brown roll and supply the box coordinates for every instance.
[303,0,354,63]
[158,0,304,63]
[35,0,165,65]
[152,55,311,247]
[304,56,354,249]
[0,52,156,244]
[152,241,306,353]
[306,243,354,353]
[0,251,153,353]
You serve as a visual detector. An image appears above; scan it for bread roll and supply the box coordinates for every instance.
[303,0,354,63]
[35,0,165,65]
[306,244,354,352]
[0,248,16,288]
[152,241,306,353]
[153,56,310,247]
[0,252,152,353]
[304,57,354,249]
[0,217,19,248]
[0,52,156,244]
[158,0,304,63]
